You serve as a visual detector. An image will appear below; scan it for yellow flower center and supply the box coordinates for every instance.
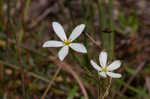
[64,38,72,45]
[102,67,108,73]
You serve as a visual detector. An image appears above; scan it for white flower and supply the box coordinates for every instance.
[90,51,122,78]
[43,22,87,61]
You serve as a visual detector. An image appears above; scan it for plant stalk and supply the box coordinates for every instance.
[41,65,62,99]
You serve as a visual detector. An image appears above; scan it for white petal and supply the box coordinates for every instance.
[43,41,64,47]
[106,72,122,78]
[99,72,107,78]
[99,51,107,68]
[52,22,67,41]
[69,24,85,42]
[58,46,69,61]
[90,60,102,71]
[107,60,121,71]
[69,43,87,53]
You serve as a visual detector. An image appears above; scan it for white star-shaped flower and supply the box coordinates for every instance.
[43,22,87,61]
[90,51,122,78]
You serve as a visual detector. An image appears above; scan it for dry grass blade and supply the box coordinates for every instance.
[48,54,89,99]
[41,66,62,99]
[145,77,150,94]
[85,33,101,49]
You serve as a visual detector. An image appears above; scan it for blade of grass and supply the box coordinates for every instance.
[98,0,114,60]
[98,0,108,49]
[97,1,108,97]
[0,0,3,16]
[109,0,114,60]
[23,0,31,22]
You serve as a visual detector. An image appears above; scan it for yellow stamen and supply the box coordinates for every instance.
[64,38,72,45]
[102,67,108,73]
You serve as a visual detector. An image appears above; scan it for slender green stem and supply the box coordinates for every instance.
[99,0,107,29]
[98,75,101,99]
[109,0,114,60]
[98,0,114,60]
[21,72,26,98]
[0,0,3,31]
[24,0,31,22]
[97,0,114,98]
[0,0,3,14]
[97,0,107,98]
[98,0,108,51]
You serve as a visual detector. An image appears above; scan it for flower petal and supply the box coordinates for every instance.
[99,51,107,68]
[58,46,69,61]
[52,22,67,41]
[107,60,121,71]
[69,24,85,42]
[90,60,102,71]
[99,72,107,78]
[43,41,64,47]
[106,72,122,78]
[69,43,87,53]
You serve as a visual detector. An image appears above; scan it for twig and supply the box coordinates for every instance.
[48,55,89,99]
[41,65,62,99]
[85,33,101,49]
[48,50,89,99]
[102,77,112,99]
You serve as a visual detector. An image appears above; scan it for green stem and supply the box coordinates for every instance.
[99,0,107,29]
[109,0,114,60]
[98,0,107,50]
[97,0,114,98]
[0,0,3,14]
[98,75,101,99]
[24,0,31,22]
[98,0,114,60]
